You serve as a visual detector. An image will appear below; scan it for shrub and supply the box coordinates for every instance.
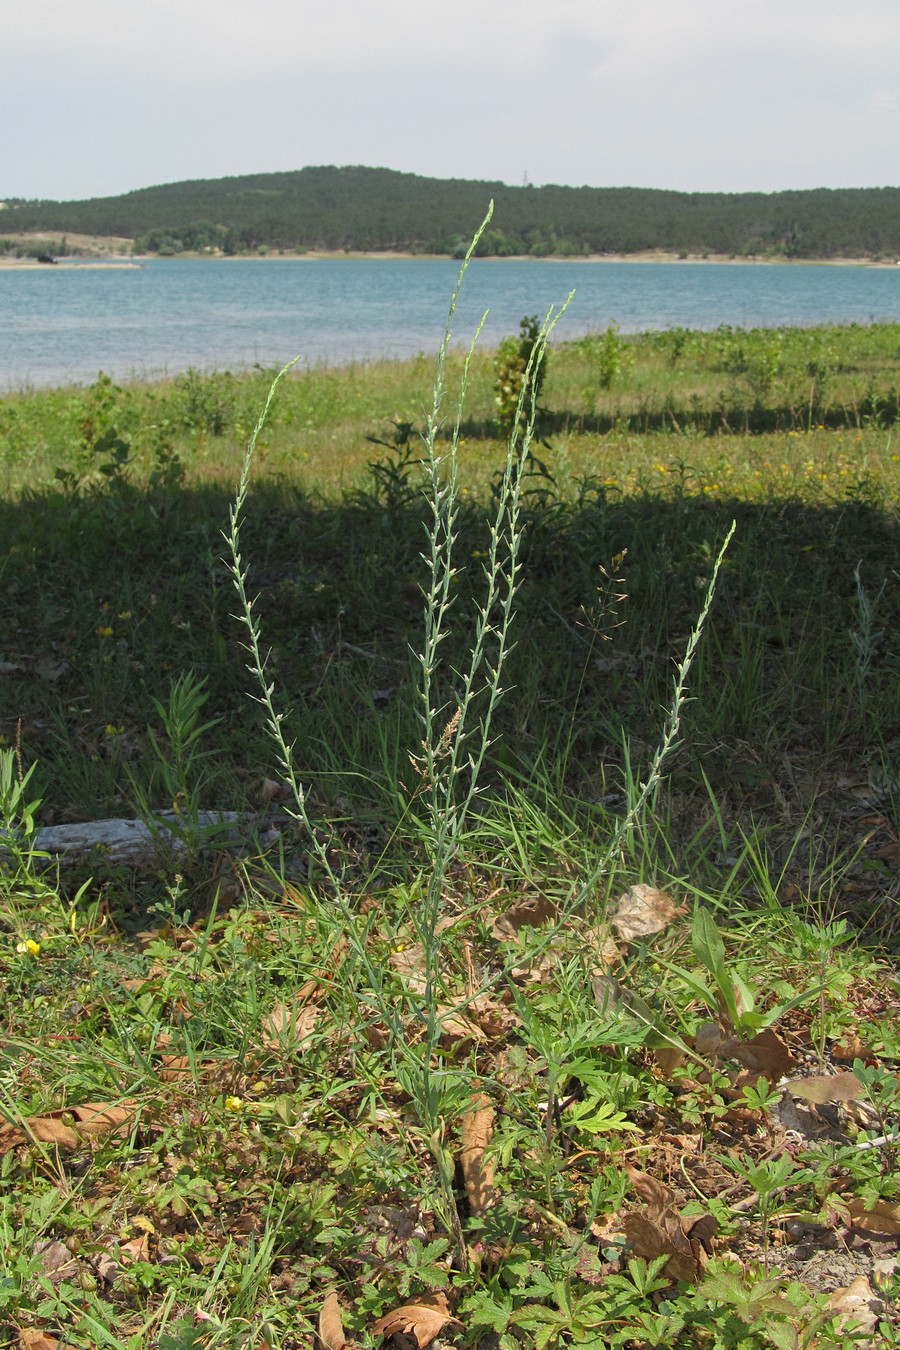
[494,314,548,435]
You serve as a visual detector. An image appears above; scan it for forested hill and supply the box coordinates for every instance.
[3,166,900,259]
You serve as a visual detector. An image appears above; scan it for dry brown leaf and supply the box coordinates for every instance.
[35,1240,74,1275]
[120,976,153,992]
[847,1196,900,1235]
[32,1239,78,1288]
[319,1289,347,1350]
[509,948,560,983]
[832,1035,871,1063]
[136,927,165,946]
[372,1293,461,1347]
[826,1275,881,1335]
[159,1056,238,1091]
[653,1045,687,1075]
[158,1054,193,1084]
[492,893,556,941]
[722,1028,796,1080]
[19,1332,60,1350]
[667,1131,701,1153]
[785,1071,861,1105]
[620,1212,697,1283]
[259,776,290,805]
[21,1115,82,1149]
[611,884,683,943]
[93,1250,119,1286]
[288,977,322,1003]
[120,1232,150,1263]
[262,998,320,1049]
[460,1093,495,1214]
[362,1021,389,1049]
[467,994,520,1037]
[621,1164,712,1282]
[624,1164,675,1211]
[436,1004,485,1046]
[694,1022,723,1059]
[684,1212,718,1255]
[313,937,349,985]
[71,1101,136,1136]
[389,943,428,994]
[588,925,621,971]
[0,1099,136,1155]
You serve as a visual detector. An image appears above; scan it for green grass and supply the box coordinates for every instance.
[3,320,900,495]
[1,314,899,1347]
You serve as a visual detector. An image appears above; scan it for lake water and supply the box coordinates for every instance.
[3,257,900,389]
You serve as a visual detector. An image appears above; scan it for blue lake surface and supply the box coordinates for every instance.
[3,257,900,389]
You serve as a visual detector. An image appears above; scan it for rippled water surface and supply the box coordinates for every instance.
[3,257,900,388]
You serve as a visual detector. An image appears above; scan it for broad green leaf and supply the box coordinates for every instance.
[692,907,727,985]
[692,908,741,1027]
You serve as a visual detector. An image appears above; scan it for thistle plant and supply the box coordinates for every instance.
[412,248,571,909]
[223,204,574,1261]
[224,209,733,1270]
[403,220,571,1256]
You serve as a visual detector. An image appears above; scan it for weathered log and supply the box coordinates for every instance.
[4,811,280,867]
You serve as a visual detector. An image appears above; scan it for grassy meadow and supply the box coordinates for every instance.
[0,314,899,1348]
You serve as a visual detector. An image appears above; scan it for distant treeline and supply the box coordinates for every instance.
[4,166,900,259]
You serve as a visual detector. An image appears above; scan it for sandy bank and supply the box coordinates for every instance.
[2,239,898,268]
[176,249,900,267]
[0,259,144,270]
[0,231,137,267]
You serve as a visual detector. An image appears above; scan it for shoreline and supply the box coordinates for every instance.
[207,250,900,267]
[2,250,899,269]
[0,259,144,270]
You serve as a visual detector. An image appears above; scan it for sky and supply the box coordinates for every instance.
[3,0,899,202]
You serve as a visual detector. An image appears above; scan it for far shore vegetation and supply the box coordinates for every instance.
[1,314,899,1347]
[3,165,900,261]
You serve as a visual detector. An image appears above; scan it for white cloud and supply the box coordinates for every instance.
[2,0,898,197]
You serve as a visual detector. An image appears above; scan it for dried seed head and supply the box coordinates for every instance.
[438,707,462,754]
